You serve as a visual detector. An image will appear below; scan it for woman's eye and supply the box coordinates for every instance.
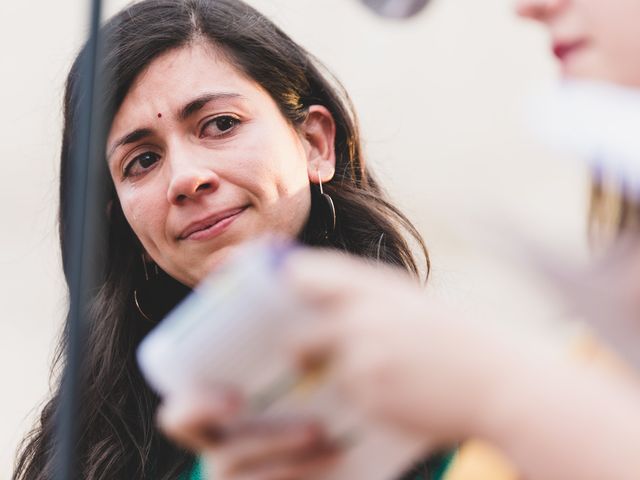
[124,151,160,177]
[201,115,240,137]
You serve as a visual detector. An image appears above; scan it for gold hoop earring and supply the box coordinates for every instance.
[134,289,153,323]
[135,253,156,323]
[317,172,336,238]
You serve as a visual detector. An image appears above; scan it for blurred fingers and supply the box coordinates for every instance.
[157,388,242,451]
[219,450,340,480]
[286,319,344,373]
[212,420,333,475]
[283,249,402,306]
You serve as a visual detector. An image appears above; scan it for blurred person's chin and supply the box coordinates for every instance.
[560,48,640,89]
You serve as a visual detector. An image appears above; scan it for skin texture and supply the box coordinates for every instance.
[108,41,338,478]
[515,0,640,87]
[107,42,336,288]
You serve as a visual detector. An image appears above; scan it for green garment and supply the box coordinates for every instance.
[179,459,204,480]
[429,450,456,480]
[180,451,456,480]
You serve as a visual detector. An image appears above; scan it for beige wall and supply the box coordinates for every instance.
[0,0,587,477]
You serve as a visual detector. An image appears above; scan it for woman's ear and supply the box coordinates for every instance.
[302,105,336,185]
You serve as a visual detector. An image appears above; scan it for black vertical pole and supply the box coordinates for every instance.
[54,0,104,478]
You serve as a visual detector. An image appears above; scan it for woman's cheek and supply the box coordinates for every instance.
[119,188,166,247]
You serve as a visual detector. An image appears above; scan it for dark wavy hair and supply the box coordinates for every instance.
[14,0,429,478]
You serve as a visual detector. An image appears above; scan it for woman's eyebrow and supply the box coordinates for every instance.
[179,92,243,121]
[106,93,243,160]
[107,128,153,161]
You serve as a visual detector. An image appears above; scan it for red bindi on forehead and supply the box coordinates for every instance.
[157,113,162,118]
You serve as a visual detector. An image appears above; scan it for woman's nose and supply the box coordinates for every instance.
[166,158,220,205]
[515,0,566,21]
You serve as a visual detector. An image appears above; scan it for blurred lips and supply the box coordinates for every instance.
[552,39,588,63]
[178,206,247,241]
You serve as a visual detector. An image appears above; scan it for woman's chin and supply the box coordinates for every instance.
[188,243,248,285]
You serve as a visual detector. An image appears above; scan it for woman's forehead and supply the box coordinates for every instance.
[108,43,266,137]
[124,43,251,106]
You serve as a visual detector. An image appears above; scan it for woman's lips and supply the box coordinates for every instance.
[179,207,247,241]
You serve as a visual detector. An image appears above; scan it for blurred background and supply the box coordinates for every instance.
[0,0,588,477]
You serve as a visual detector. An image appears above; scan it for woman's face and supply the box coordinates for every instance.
[516,0,640,87]
[107,43,335,287]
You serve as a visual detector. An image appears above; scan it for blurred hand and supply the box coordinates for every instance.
[158,388,340,480]
[283,249,640,480]
[283,250,519,446]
